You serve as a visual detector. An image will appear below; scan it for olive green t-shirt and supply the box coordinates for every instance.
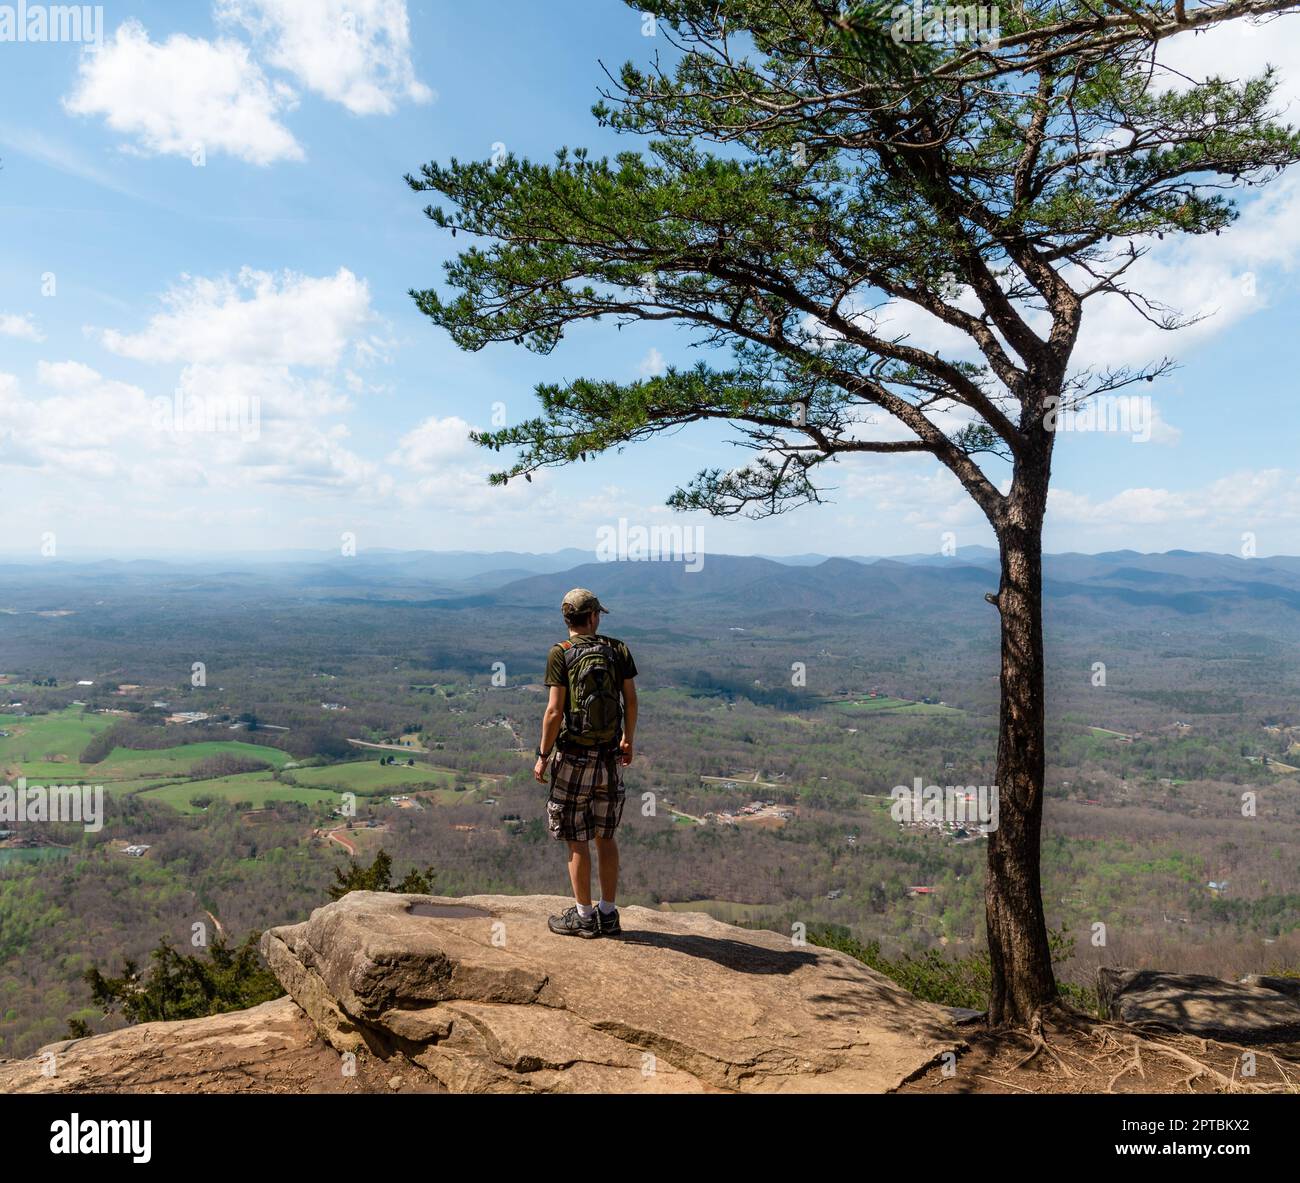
[544,634,637,748]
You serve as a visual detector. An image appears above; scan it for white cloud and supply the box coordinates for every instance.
[840,460,986,536]
[1156,18,1300,121]
[216,0,432,115]
[0,313,44,342]
[1059,24,1300,371]
[99,267,375,367]
[854,167,1300,378]
[862,292,986,363]
[176,362,352,423]
[638,347,666,377]
[237,422,391,493]
[750,461,1300,555]
[1051,393,1182,446]
[1049,469,1300,545]
[64,20,303,165]
[1063,174,1300,374]
[814,168,1300,411]
[0,361,388,497]
[388,415,477,470]
[0,268,394,500]
[173,363,389,493]
[387,414,546,513]
[1144,401,1182,447]
[0,363,154,477]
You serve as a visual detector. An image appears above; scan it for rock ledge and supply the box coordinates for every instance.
[260,891,961,1093]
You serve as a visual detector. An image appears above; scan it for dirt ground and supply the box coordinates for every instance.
[901,1015,1300,1094]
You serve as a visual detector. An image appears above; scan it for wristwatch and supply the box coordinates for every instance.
[536,745,551,759]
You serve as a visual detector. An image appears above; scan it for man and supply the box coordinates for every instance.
[535,588,637,938]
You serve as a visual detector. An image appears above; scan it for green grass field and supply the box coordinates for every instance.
[889,702,964,715]
[829,696,963,716]
[289,761,476,795]
[138,772,339,813]
[0,709,290,790]
[2,709,489,814]
[7,761,103,783]
[94,740,291,778]
[0,847,72,867]
[138,766,484,813]
[103,776,192,794]
[0,711,112,768]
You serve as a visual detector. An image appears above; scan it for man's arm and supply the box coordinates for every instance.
[540,685,565,752]
[534,685,565,783]
[620,678,637,766]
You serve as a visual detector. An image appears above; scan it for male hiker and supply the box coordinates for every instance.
[534,588,637,938]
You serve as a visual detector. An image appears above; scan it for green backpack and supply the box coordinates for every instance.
[559,636,623,746]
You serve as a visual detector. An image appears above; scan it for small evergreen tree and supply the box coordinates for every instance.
[328,848,437,899]
[78,933,281,1029]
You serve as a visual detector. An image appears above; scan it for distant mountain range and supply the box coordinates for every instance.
[5,547,1300,626]
[485,548,1300,627]
[2,543,1294,578]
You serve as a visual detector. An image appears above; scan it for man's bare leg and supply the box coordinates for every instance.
[565,840,592,906]
[594,836,619,904]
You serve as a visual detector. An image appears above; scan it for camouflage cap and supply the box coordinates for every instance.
[561,587,609,616]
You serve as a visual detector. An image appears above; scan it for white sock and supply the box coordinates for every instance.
[576,902,595,919]
[598,899,616,914]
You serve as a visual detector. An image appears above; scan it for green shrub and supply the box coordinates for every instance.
[810,923,1100,1015]
[77,932,281,1031]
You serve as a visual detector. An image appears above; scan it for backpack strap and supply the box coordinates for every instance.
[559,635,609,661]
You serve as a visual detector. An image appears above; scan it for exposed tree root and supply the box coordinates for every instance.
[980,1000,1300,1094]
[1010,1010,1077,1077]
[1044,1009,1299,1094]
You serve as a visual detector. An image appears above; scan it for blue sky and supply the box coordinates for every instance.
[1,1,1299,560]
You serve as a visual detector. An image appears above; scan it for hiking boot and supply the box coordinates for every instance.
[548,905,600,938]
[595,905,622,937]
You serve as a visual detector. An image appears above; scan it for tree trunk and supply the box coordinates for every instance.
[986,478,1058,1026]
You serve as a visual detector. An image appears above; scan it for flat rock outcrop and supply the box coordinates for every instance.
[1098,968,1300,1042]
[259,892,961,1092]
[0,998,384,1094]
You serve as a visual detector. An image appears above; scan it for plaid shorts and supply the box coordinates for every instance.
[546,744,625,842]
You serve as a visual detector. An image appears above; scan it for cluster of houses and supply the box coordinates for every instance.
[707,800,795,826]
[896,804,985,843]
[822,884,938,901]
